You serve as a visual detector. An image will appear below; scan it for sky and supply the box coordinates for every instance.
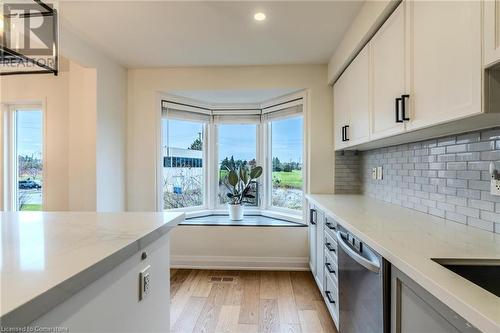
[162,116,303,163]
[16,110,43,158]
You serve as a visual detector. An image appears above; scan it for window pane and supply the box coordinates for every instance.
[218,124,257,206]
[162,119,204,209]
[16,110,43,211]
[271,116,303,210]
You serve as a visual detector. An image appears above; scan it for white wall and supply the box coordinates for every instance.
[127,64,333,265]
[60,21,128,212]
[127,65,333,211]
[1,60,99,211]
[1,69,71,211]
[327,0,397,84]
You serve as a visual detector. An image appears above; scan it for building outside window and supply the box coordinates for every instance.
[162,118,205,209]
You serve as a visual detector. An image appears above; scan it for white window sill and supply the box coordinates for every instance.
[174,208,303,224]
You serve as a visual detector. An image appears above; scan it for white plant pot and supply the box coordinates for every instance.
[228,203,244,221]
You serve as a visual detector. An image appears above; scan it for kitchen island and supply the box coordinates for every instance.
[0,211,184,332]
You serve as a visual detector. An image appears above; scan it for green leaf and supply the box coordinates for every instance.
[228,170,238,187]
[227,193,234,198]
[250,166,263,179]
[240,166,248,184]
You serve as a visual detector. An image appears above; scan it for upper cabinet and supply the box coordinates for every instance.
[406,0,482,131]
[484,0,500,68]
[333,45,370,150]
[370,2,407,140]
[333,0,496,151]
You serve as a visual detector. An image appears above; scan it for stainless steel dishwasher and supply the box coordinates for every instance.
[336,225,390,333]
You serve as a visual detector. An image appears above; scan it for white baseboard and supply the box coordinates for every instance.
[170,255,309,271]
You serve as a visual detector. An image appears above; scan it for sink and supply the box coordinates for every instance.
[432,259,500,297]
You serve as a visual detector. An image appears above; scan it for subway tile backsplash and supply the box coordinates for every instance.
[334,127,500,233]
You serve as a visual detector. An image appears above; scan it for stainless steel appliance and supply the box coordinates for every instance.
[336,225,390,333]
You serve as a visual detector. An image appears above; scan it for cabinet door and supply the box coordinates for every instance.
[347,44,371,146]
[370,2,406,140]
[308,206,317,275]
[484,0,500,68]
[333,72,350,150]
[406,0,482,131]
[315,210,325,290]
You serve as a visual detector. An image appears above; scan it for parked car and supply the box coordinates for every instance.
[18,180,42,190]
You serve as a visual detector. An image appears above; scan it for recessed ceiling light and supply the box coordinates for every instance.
[254,12,266,21]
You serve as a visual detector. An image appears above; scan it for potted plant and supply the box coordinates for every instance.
[223,165,263,220]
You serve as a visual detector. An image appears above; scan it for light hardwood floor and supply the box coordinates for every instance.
[170,269,338,333]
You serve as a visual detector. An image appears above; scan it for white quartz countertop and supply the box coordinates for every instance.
[306,194,500,333]
[0,211,184,326]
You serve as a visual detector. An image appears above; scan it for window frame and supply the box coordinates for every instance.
[156,91,308,223]
[2,103,46,212]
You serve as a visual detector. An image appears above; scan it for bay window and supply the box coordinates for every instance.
[160,96,305,220]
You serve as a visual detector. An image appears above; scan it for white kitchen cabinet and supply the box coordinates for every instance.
[308,205,317,276]
[405,0,482,131]
[370,2,407,140]
[333,71,350,150]
[347,45,371,146]
[333,45,370,149]
[315,210,325,290]
[484,0,500,68]
[391,267,481,333]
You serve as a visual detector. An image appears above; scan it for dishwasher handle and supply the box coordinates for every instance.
[336,231,380,273]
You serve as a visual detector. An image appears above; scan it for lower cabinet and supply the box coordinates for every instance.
[391,267,480,333]
[308,201,340,330]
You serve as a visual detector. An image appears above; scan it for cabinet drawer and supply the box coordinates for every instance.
[324,230,338,260]
[324,216,337,238]
[324,271,339,317]
[324,248,338,285]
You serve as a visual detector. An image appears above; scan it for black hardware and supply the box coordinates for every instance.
[341,126,345,142]
[141,252,148,260]
[401,94,410,121]
[344,125,350,141]
[325,242,336,253]
[325,222,336,231]
[395,97,403,123]
[309,209,317,225]
[325,262,336,274]
[325,290,336,304]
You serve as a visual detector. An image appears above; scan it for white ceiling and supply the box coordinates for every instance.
[59,1,363,68]
[169,88,302,104]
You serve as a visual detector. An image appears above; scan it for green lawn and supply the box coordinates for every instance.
[20,204,42,211]
[272,170,302,189]
[219,169,302,189]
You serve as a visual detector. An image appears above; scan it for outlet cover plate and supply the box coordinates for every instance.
[372,168,377,180]
[491,179,500,196]
[139,265,151,301]
[377,166,383,180]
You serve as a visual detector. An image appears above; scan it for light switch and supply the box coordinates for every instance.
[377,166,383,180]
[139,265,151,301]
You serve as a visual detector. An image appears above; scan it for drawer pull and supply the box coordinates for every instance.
[325,262,336,275]
[309,209,317,225]
[325,222,336,231]
[325,242,336,253]
[325,290,336,304]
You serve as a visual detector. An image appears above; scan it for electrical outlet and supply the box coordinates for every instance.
[491,179,500,196]
[139,265,151,301]
[372,168,377,180]
[377,166,383,180]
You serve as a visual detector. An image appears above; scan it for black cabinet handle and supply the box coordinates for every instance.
[325,262,336,274]
[309,209,317,225]
[395,97,403,123]
[401,94,410,121]
[325,290,336,304]
[325,222,336,231]
[341,126,345,142]
[325,242,336,253]
[344,125,349,141]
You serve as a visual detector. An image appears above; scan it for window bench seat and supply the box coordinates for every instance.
[180,215,305,227]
